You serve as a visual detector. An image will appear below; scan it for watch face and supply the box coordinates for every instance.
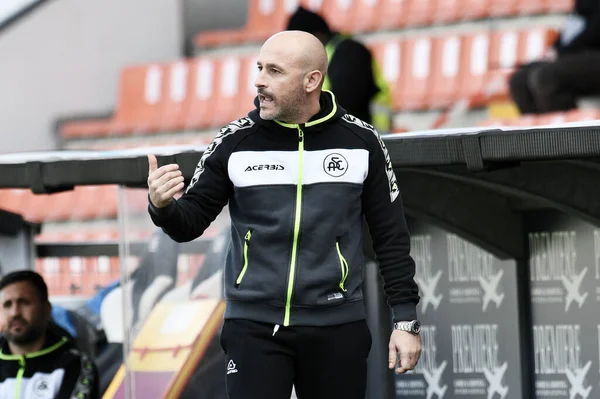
[412,321,421,333]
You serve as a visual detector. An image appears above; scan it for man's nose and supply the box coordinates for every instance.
[8,305,21,317]
[255,71,266,88]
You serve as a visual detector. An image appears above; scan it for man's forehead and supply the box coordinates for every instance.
[0,281,36,301]
[258,45,298,68]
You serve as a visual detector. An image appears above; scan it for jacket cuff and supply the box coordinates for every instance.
[147,195,176,219]
[392,302,418,322]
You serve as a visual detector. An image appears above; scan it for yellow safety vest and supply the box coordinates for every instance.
[323,34,393,133]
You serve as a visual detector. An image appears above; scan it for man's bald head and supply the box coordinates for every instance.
[261,30,328,84]
[254,31,328,123]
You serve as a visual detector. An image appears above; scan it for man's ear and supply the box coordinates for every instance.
[305,70,323,93]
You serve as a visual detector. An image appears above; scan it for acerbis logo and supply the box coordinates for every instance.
[244,164,284,172]
[323,153,348,177]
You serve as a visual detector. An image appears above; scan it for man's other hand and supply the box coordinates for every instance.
[148,154,185,208]
[388,329,421,374]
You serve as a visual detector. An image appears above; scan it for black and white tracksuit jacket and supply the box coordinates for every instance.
[0,330,98,399]
[149,90,420,327]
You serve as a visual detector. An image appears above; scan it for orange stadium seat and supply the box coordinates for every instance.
[565,108,600,122]
[320,0,358,33]
[455,32,490,106]
[367,26,558,112]
[517,0,546,15]
[154,61,192,132]
[369,39,402,109]
[61,64,168,138]
[460,0,490,21]
[194,0,299,48]
[545,0,574,13]
[37,255,121,297]
[370,36,433,111]
[479,109,600,128]
[536,111,568,125]
[376,0,409,30]
[239,53,261,112]
[211,55,246,127]
[399,36,432,110]
[518,27,559,64]
[428,35,462,109]
[181,57,217,131]
[349,0,382,33]
[0,186,120,223]
[433,0,460,24]
[488,0,518,17]
[487,29,519,100]
[404,0,435,27]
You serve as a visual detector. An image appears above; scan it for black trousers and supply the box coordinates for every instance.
[219,318,372,399]
[508,51,600,114]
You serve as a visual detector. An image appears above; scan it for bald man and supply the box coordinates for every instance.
[147,31,421,399]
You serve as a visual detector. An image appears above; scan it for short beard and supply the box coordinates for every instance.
[5,321,45,346]
[272,85,307,123]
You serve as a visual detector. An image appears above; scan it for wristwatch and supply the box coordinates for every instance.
[394,320,421,335]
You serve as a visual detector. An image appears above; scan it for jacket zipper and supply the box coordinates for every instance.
[15,357,24,399]
[235,229,252,287]
[336,238,349,292]
[284,126,304,326]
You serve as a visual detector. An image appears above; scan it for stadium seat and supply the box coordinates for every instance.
[37,253,121,297]
[370,36,432,111]
[154,61,192,132]
[60,64,168,138]
[517,0,546,15]
[238,53,261,113]
[486,29,519,100]
[545,0,574,13]
[369,39,402,110]
[404,0,435,27]
[460,0,490,21]
[373,0,408,30]
[565,108,600,122]
[181,57,217,131]
[211,55,247,127]
[455,32,490,107]
[428,34,462,109]
[193,0,300,49]
[0,185,122,223]
[478,109,600,127]
[488,0,518,17]
[348,0,382,33]
[484,27,557,102]
[320,0,358,33]
[433,0,460,24]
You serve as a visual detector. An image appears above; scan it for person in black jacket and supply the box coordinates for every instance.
[147,30,420,399]
[509,0,600,114]
[285,6,392,133]
[0,270,99,399]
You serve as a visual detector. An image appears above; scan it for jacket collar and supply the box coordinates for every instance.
[0,329,70,360]
[249,90,345,133]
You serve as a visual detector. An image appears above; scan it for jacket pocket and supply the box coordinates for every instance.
[336,237,349,294]
[235,229,252,288]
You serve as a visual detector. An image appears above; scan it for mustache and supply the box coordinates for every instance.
[8,317,27,327]
[257,89,274,98]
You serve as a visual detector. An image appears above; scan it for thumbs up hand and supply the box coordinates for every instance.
[147,154,185,208]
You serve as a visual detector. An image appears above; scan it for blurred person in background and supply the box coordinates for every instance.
[286,6,393,133]
[148,29,420,399]
[509,0,600,114]
[0,270,99,399]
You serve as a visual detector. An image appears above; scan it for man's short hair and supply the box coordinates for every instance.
[0,270,49,304]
